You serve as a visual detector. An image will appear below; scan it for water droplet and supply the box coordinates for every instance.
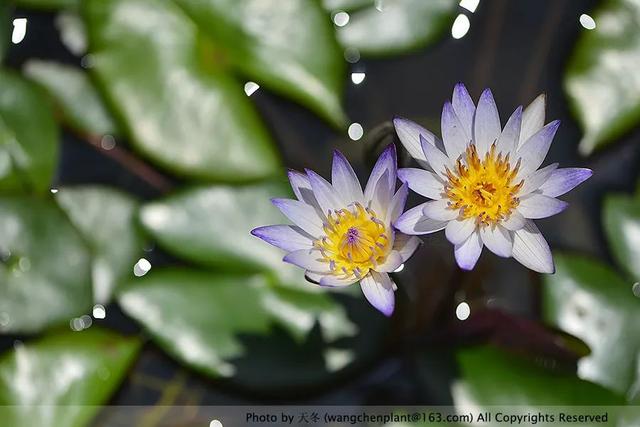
[393,263,404,273]
[80,314,92,329]
[633,282,640,298]
[348,123,364,141]
[451,14,471,39]
[134,258,152,277]
[579,13,596,30]
[210,420,223,427]
[18,257,31,272]
[50,188,59,194]
[243,81,260,96]
[80,54,94,69]
[351,72,366,85]
[92,304,106,319]
[459,0,480,13]
[11,18,27,44]
[456,301,470,320]
[344,47,360,63]
[70,317,84,331]
[100,135,116,150]
[333,11,350,27]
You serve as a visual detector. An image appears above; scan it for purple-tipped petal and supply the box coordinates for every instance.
[517,194,568,219]
[511,220,554,273]
[441,101,469,159]
[454,232,483,270]
[519,93,546,149]
[519,163,558,195]
[539,168,592,197]
[452,82,475,137]
[496,106,522,155]
[271,198,323,237]
[250,225,314,252]
[306,169,343,215]
[395,203,448,235]
[332,150,364,204]
[480,225,513,258]
[445,218,476,245]
[360,271,395,316]
[319,274,358,287]
[387,182,408,223]
[420,135,452,178]
[473,88,501,156]
[515,120,560,178]
[283,249,328,272]
[393,117,436,166]
[397,168,445,200]
[364,144,397,204]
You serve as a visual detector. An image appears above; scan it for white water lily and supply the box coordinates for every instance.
[394,84,592,273]
[251,145,420,316]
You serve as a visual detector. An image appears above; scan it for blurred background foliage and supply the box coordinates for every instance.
[0,0,639,426]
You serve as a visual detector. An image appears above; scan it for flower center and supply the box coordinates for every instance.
[445,144,523,225]
[315,203,390,278]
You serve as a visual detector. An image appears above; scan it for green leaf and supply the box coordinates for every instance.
[55,186,144,304]
[13,0,79,11]
[0,196,93,334]
[542,254,640,398]
[55,12,88,56]
[323,0,373,12]
[24,60,120,137]
[0,70,59,194]
[82,0,281,182]
[117,268,358,381]
[564,0,640,155]
[174,0,347,128]
[139,181,311,291]
[335,0,458,57]
[603,194,640,281]
[454,345,625,406]
[0,328,141,427]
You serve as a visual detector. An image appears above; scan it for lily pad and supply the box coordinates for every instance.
[564,0,640,155]
[0,70,59,194]
[174,0,347,128]
[82,0,280,182]
[603,194,640,281]
[55,186,144,304]
[0,328,141,427]
[139,181,312,291]
[542,254,640,398]
[118,268,358,383]
[334,0,458,57]
[24,60,120,137]
[0,196,92,334]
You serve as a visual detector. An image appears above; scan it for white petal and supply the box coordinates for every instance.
[394,203,448,235]
[519,163,558,195]
[306,169,343,215]
[496,106,522,155]
[288,170,322,216]
[501,210,526,231]
[376,250,404,272]
[473,88,501,156]
[515,120,560,179]
[512,220,554,273]
[364,144,396,212]
[519,93,546,149]
[454,232,483,270]
[423,199,458,221]
[251,225,314,252]
[480,225,513,257]
[421,135,453,178]
[445,218,476,245]
[319,274,358,287]
[441,101,470,159]
[393,117,436,168]
[387,183,408,223]
[539,168,593,197]
[360,271,395,316]
[518,194,568,219]
[452,82,475,137]
[271,198,323,237]
[397,168,445,200]
[283,249,329,272]
[331,150,364,204]
[393,233,421,262]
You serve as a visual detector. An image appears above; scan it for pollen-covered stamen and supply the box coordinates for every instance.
[445,143,523,225]
[315,203,391,278]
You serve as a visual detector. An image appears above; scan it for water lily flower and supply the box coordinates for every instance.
[394,84,592,273]
[251,145,420,316]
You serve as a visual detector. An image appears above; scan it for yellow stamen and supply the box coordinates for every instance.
[446,143,522,225]
[315,203,390,278]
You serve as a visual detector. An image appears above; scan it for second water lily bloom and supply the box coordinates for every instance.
[394,84,592,273]
[251,145,420,316]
